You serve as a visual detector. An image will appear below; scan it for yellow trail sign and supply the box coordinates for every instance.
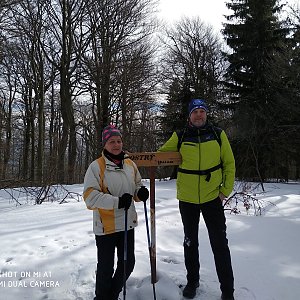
[128,151,182,167]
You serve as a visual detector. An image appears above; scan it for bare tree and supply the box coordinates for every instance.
[0,0,21,8]
[161,17,225,107]
[42,0,89,183]
[114,40,160,148]
[0,51,15,179]
[81,0,158,157]
[0,0,160,186]
[0,0,58,183]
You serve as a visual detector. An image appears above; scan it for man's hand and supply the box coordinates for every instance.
[219,193,226,201]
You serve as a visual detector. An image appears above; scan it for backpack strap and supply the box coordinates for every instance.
[124,158,137,176]
[96,156,108,194]
[177,127,187,151]
[210,125,222,147]
[124,158,139,201]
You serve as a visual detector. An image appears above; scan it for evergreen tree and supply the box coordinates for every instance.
[157,78,192,179]
[159,17,225,141]
[223,0,292,182]
[159,78,192,138]
[287,5,300,179]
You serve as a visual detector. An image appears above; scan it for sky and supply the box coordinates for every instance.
[0,180,300,299]
[157,0,300,32]
[157,0,228,31]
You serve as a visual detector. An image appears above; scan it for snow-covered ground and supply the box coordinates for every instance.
[0,180,299,300]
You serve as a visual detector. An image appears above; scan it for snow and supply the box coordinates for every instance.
[0,180,300,300]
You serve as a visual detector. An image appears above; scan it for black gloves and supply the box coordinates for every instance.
[137,186,149,202]
[118,187,148,210]
[118,193,132,210]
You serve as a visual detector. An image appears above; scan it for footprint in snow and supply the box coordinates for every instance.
[5,257,13,263]
[161,256,180,264]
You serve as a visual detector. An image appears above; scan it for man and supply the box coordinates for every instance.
[159,99,235,300]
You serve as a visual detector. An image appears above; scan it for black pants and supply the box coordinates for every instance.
[179,198,234,295]
[95,229,135,300]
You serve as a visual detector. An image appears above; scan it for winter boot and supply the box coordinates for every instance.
[182,282,199,299]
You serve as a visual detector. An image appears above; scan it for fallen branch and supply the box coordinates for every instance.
[224,188,276,216]
[1,184,82,206]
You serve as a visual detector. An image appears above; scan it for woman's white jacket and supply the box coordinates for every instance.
[83,154,142,236]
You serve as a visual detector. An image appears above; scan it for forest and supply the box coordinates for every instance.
[0,0,299,187]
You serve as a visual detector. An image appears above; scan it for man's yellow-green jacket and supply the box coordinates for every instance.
[158,124,235,204]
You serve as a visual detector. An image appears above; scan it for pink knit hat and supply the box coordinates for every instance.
[102,124,122,145]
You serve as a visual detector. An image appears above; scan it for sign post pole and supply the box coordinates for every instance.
[128,152,181,284]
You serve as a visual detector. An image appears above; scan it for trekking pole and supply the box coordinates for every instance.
[143,201,157,300]
[123,209,128,300]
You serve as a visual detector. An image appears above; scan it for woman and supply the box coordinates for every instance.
[83,124,149,300]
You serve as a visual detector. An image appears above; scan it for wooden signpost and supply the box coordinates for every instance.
[128,152,182,283]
